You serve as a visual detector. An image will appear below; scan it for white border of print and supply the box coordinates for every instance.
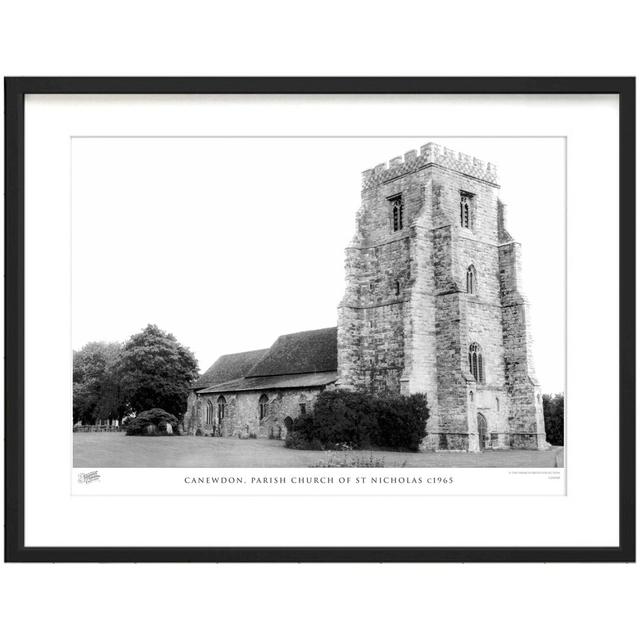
[24,94,618,548]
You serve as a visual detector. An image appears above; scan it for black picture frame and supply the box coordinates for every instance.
[4,77,636,563]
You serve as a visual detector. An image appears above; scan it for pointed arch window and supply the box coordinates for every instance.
[217,395,226,422]
[259,394,269,420]
[468,343,485,384]
[205,400,214,425]
[466,265,476,294]
[389,194,403,232]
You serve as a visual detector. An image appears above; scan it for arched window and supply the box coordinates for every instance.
[395,280,401,296]
[217,395,226,422]
[477,412,488,450]
[469,390,474,402]
[206,400,213,425]
[389,194,403,232]
[468,343,485,384]
[299,393,307,415]
[259,394,269,420]
[466,265,476,294]
[460,192,473,228]
[496,397,500,411]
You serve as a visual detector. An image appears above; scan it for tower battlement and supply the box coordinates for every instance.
[361,142,498,190]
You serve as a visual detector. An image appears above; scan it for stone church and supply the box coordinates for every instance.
[185,142,548,451]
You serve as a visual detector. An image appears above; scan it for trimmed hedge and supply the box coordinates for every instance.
[125,408,180,436]
[285,390,429,452]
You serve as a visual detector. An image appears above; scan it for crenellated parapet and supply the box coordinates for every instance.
[361,142,498,190]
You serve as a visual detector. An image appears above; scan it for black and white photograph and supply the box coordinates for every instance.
[5,78,632,563]
[71,136,565,471]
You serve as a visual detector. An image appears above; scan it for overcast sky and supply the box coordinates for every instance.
[72,136,565,392]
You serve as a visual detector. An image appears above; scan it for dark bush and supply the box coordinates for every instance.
[125,408,180,436]
[374,393,430,452]
[543,393,564,446]
[284,390,428,452]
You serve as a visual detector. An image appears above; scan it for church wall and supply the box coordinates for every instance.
[400,175,439,421]
[466,301,507,389]
[429,166,496,450]
[431,291,477,451]
[473,387,511,449]
[187,387,327,439]
[428,163,520,450]
[499,241,548,449]
[337,168,420,393]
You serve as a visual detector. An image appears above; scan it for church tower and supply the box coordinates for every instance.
[337,143,548,451]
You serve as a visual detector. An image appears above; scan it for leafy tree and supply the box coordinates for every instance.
[73,341,124,423]
[543,393,564,446]
[116,324,198,420]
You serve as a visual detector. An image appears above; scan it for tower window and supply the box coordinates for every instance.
[466,265,476,294]
[468,342,485,384]
[460,192,474,228]
[259,394,269,420]
[389,195,403,231]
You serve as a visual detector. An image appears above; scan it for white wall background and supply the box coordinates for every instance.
[1,2,637,640]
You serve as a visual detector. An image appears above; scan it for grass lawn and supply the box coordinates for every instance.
[74,432,564,468]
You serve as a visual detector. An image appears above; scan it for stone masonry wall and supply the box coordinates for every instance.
[187,387,326,439]
[338,171,418,394]
[499,240,548,449]
[339,166,442,414]
[428,162,510,451]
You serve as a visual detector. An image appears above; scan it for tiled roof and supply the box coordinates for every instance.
[192,348,270,390]
[198,371,338,394]
[246,327,338,378]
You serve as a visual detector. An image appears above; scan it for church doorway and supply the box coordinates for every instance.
[477,413,488,450]
[284,416,293,438]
